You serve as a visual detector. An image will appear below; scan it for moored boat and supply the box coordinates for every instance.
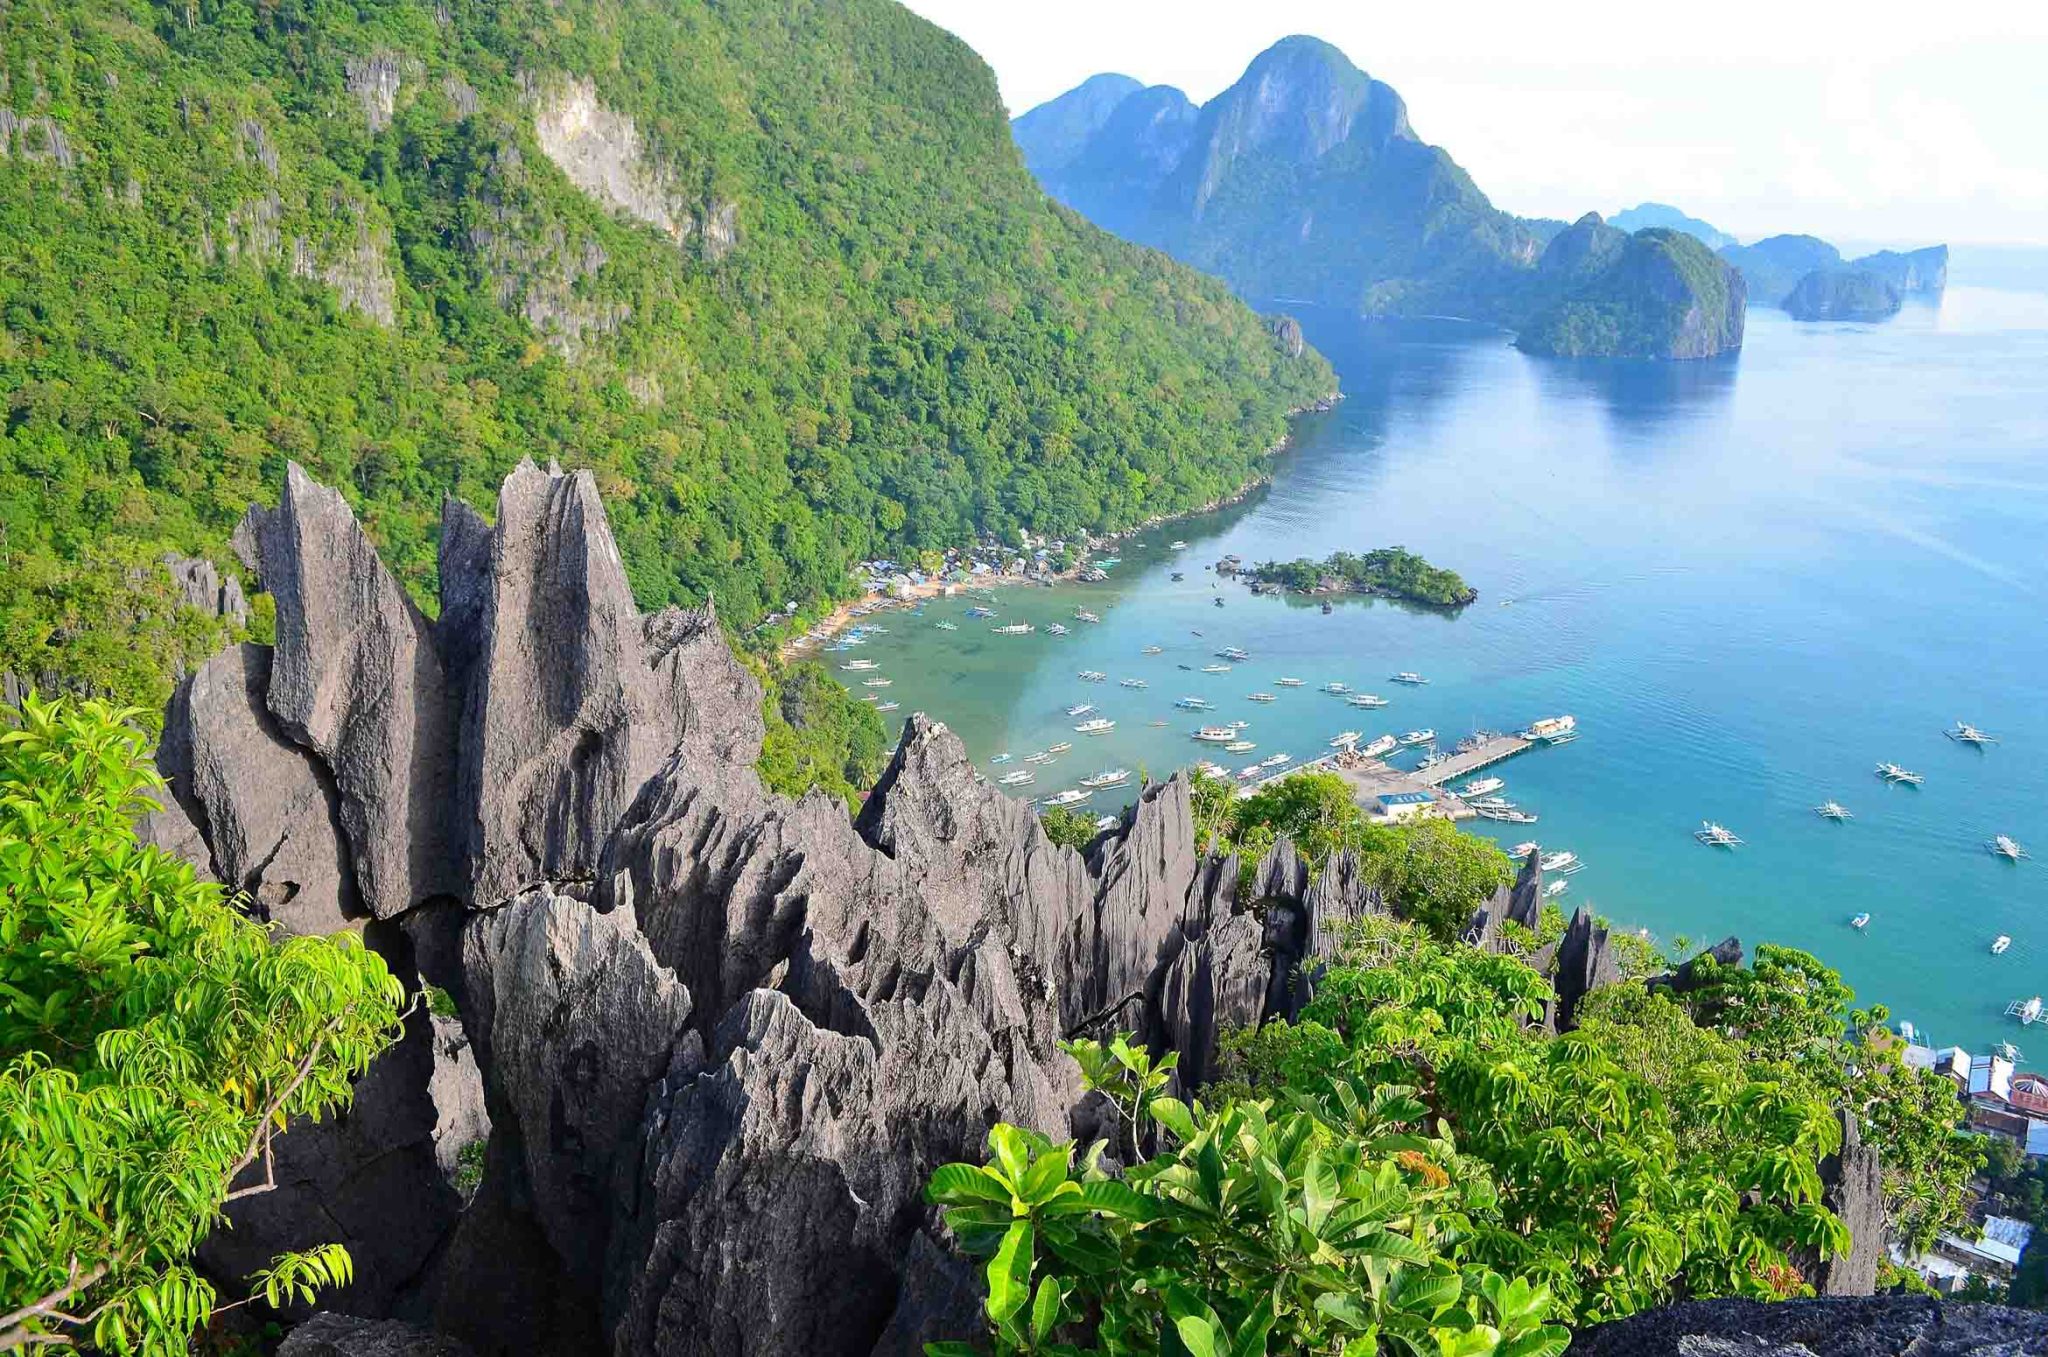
[1074,718,1115,735]
[1193,726,1237,743]
[1223,741,1256,754]
[1065,703,1096,718]
[1876,762,1924,785]
[997,770,1036,787]
[1390,672,1428,686]
[1247,692,1277,703]
[1993,935,2013,955]
[1347,693,1390,708]
[841,659,880,672]
[1460,777,1505,798]
[1521,715,1577,744]
[1358,735,1399,759]
[1329,731,1361,748]
[1694,821,1744,848]
[1814,801,1853,820]
[1048,742,1072,754]
[1947,720,1998,745]
[1201,663,1232,674]
[1042,788,1093,808]
[1079,769,1131,790]
[1989,835,2030,862]
[1400,729,1436,746]
[992,623,1034,635]
[2009,996,2044,1025]
[1276,677,1304,687]
[1850,912,1871,930]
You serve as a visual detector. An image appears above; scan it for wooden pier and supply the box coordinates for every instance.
[1410,734,1533,788]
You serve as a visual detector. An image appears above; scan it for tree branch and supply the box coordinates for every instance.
[0,1257,107,1352]
[222,1032,329,1202]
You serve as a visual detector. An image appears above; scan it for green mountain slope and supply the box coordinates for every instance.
[0,0,1333,706]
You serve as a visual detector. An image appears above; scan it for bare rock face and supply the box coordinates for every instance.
[463,887,695,1297]
[1566,1296,2048,1356]
[1551,905,1620,1031]
[239,464,460,918]
[278,1313,475,1357]
[156,643,357,934]
[1506,846,1544,929]
[452,460,710,902]
[1805,1112,1885,1297]
[161,550,250,625]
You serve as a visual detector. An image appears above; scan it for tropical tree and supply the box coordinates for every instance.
[0,695,408,1354]
[926,1037,1570,1356]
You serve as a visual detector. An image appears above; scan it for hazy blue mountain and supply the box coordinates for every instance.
[1847,245,1948,295]
[1782,269,1903,322]
[1014,38,1744,357]
[1718,234,1843,303]
[1610,202,1737,251]
[1009,72,1144,173]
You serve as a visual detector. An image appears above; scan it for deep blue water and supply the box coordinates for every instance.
[837,271,2048,1060]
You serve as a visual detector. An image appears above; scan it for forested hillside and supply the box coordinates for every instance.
[0,0,1333,708]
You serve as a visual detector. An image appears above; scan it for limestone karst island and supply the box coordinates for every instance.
[4,2,2044,1355]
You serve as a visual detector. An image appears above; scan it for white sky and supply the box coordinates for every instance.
[902,0,2048,247]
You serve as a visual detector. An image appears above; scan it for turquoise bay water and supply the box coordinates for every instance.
[834,277,2048,1059]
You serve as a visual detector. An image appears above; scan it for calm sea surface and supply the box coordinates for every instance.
[833,261,2048,1060]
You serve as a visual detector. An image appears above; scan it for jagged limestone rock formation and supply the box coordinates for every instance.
[236,464,460,919]
[278,1313,475,1357]
[1567,1295,2048,1355]
[1805,1111,1886,1297]
[152,462,1387,1355]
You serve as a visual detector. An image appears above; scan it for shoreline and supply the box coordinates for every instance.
[777,392,1340,661]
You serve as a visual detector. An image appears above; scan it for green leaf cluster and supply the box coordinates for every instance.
[0,694,408,1353]
[926,1037,1569,1357]
[1236,918,1851,1325]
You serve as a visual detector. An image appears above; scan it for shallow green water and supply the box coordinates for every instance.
[832,282,2048,1059]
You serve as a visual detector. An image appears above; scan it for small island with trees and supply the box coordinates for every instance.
[1243,547,1477,608]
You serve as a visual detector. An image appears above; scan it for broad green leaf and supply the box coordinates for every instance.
[1173,1315,1219,1357]
[1030,1275,1062,1345]
[927,1163,1011,1206]
[986,1220,1035,1323]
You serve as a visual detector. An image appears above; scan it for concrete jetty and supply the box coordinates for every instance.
[1241,730,1555,824]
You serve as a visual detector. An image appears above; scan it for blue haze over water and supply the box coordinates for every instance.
[833,253,2048,1060]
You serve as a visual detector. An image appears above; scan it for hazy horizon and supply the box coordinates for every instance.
[903,0,2048,249]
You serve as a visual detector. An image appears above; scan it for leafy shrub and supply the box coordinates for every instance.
[0,695,408,1353]
[926,1037,1570,1357]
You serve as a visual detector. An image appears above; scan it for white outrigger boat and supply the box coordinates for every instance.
[876,701,900,712]
[1329,731,1361,748]
[1041,789,1093,809]
[1065,703,1097,718]
[1993,935,2013,955]
[1990,835,2031,862]
[934,620,958,631]
[1200,663,1232,675]
[1119,678,1148,689]
[1142,645,1164,655]
[841,659,880,672]
[1276,677,1305,687]
[1417,749,1450,772]
[1814,801,1853,821]
[1045,623,1070,637]
[1322,681,1350,694]
[1078,670,1107,682]
[1358,735,1399,759]
[1876,762,1924,785]
[1694,821,1744,848]
[990,753,1012,765]
[1540,850,1582,874]
[1347,693,1390,708]
[1521,715,1577,745]
[1193,726,1237,743]
[1079,769,1132,790]
[1174,696,1214,711]
[1048,742,1072,754]
[1947,720,1999,746]
[1074,610,1102,624]
[1074,718,1115,735]
[1024,751,1053,764]
[1216,647,1251,662]
[1544,879,1569,898]
[2009,996,2044,1026]
[1477,807,1538,824]
[992,623,1034,635]
[997,770,1036,787]
[1400,729,1437,746]
[1850,912,1871,930]
[1460,777,1505,798]
[1390,672,1429,686]
[1258,753,1292,769]
[1223,740,1256,754]
[1247,692,1277,703]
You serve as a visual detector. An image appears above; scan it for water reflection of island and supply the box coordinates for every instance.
[1523,349,1740,438]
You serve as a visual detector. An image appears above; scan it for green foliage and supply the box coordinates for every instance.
[1038,804,1100,853]
[1202,772,1510,939]
[0,694,408,1353]
[1518,230,1741,360]
[422,984,458,1019]
[926,1036,1570,1357]
[0,0,1333,710]
[452,1140,487,1203]
[755,657,890,807]
[1240,918,1848,1325]
[1248,549,1475,609]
